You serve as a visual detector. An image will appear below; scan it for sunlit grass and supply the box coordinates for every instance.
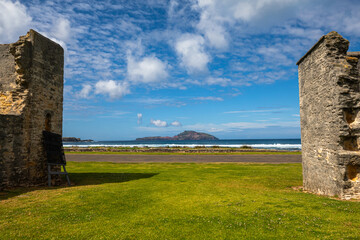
[1,162,359,239]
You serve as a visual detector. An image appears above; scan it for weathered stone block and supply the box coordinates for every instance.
[298,31,360,199]
[0,30,64,190]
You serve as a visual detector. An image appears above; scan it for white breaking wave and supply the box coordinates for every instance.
[63,143,301,150]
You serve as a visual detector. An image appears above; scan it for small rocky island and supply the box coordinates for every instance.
[136,131,219,141]
[62,137,94,142]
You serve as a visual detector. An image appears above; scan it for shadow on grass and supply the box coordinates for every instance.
[0,172,158,201]
[69,172,158,186]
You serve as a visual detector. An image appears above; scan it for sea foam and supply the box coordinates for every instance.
[63,143,301,150]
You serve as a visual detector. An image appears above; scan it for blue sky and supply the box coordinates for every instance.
[1,0,360,140]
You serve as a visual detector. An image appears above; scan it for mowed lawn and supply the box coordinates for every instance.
[1,162,360,239]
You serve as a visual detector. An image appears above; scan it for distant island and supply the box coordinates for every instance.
[136,131,219,141]
[62,137,94,142]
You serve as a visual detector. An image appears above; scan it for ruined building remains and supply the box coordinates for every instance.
[0,30,64,190]
[298,31,360,199]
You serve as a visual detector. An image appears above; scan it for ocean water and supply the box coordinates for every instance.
[63,139,301,150]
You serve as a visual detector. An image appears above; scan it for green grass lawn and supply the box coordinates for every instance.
[1,162,359,239]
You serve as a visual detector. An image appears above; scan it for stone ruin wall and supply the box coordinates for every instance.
[0,30,64,190]
[298,31,360,199]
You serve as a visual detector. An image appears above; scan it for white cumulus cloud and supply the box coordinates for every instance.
[170,120,182,126]
[127,55,168,84]
[195,1,229,49]
[95,80,130,99]
[175,34,210,73]
[77,84,92,99]
[149,119,182,127]
[195,0,301,29]
[150,119,168,127]
[198,19,228,49]
[52,17,71,43]
[0,0,32,43]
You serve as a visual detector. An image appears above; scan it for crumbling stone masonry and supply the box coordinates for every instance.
[297,31,360,199]
[0,30,64,190]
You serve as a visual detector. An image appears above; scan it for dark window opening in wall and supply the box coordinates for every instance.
[342,136,359,151]
[347,165,360,181]
[344,108,358,124]
[45,113,52,132]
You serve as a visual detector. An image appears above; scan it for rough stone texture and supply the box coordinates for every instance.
[0,29,64,190]
[298,31,360,200]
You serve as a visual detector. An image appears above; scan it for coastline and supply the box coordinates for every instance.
[62,139,302,151]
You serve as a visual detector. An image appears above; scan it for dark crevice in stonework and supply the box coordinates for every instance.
[343,108,359,124]
[346,164,360,181]
[342,136,359,151]
[337,75,360,92]
[346,57,359,77]
[45,113,52,132]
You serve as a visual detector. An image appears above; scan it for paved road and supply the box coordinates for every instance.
[66,154,301,164]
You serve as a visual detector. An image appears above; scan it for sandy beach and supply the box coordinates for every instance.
[65,153,301,164]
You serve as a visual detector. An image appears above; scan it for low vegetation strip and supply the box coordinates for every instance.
[64,146,301,155]
[65,151,301,155]
[1,162,359,239]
